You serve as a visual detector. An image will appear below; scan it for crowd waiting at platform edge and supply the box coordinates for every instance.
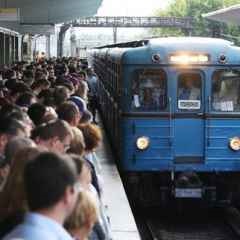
[0,56,112,240]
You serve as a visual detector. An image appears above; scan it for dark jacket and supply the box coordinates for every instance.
[0,212,24,238]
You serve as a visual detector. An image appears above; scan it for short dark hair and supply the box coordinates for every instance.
[0,103,21,119]
[54,86,69,106]
[23,70,34,79]
[16,92,36,107]
[79,71,86,78]
[3,69,15,80]
[38,89,53,100]
[34,71,44,81]
[4,137,35,166]
[57,102,79,124]
[0,117,25,136]
[31,119,72,141]
[10,82,31,97]
[6,110,30,125]
[32,79,50,90]
[24,152,77,211]
[55,81,74,93]
[27,103,46,126]
[5,79,17,91]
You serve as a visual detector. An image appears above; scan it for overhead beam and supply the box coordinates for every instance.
[70,16,193,29]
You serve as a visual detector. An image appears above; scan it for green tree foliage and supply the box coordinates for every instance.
[151,0,240,38]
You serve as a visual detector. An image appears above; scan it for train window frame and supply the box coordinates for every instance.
[131,68,168,112]
[177,71,203,112]
[211,69,240,113]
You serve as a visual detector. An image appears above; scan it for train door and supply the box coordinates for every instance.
[173,71,205,163]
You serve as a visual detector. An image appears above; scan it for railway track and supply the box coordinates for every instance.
[139,206,240,240]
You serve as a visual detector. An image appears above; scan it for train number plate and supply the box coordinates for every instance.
[175,188,202,198]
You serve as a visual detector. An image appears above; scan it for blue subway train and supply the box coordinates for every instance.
[90,37,240,205]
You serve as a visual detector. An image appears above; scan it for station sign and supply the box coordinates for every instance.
[0,8,20,21]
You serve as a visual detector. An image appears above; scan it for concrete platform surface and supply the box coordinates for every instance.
[96,126,140,240]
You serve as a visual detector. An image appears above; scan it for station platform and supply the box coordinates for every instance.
[97,124,140,240]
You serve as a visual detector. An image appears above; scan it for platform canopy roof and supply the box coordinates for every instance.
[0,0,103,34]
[203,4,240,25]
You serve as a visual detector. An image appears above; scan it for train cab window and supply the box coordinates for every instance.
[178,73,201,110]
[212,70,240,112]
[132,69,167,111]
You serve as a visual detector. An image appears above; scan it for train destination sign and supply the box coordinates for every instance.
[170,53,209,64]
[178,100,201,110]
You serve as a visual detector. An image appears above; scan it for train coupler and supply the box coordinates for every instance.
[173,172,203,199]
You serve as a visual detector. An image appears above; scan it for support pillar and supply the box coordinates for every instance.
[70,30,77,57]
[211,25,221,38]
[113,27,117,44]
[46,34,51,58]
[57,24,70,57]
[5,34,9,65]
[182,28,192,36]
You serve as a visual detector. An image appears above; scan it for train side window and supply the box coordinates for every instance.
[178,73,201,110]
[212,70,240,112]
[132,69,167,111]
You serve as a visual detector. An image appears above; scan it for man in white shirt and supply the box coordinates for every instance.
[178,76,200,101]
[4,152,79,240]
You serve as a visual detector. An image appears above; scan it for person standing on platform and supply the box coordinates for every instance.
[87,68,99,124]
[3,152,79,240]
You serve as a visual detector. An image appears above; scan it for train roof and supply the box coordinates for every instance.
[149,37,233,50]
[94,37,240,65]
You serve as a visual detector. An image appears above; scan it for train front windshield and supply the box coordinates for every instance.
[131,69,168,111]
[131,68,240,113]
[131,69,203,112]
[177,73,202,111]
[212,69,240,112]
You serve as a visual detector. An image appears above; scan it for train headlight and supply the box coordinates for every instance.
[229,137,240,151]
[136,136,150,150]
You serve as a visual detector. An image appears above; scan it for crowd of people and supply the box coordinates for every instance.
[0,57,111,240]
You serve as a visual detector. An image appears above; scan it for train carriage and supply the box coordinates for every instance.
[91,37,240,205]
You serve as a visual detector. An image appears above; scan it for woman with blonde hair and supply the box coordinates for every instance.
[0,147,43,238]
[65,191,99,240]
[67,127,85,157]
[70,154,111,240]
[75,78,89,101]
[78,123,103,198]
